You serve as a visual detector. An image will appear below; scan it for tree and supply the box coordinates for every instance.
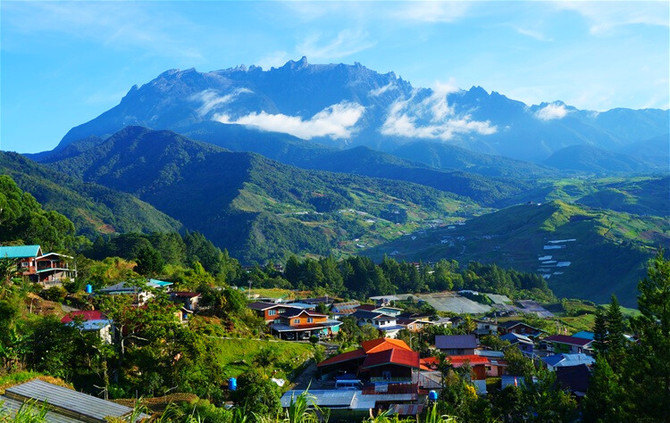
[592,306,608,356]
[134,246,164,276]
[582,356,627,422]
[232,369,281,419]
[605,295,626,368]
[623,251,670,421]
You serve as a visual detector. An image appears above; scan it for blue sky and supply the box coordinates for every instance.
[1,1,668,153]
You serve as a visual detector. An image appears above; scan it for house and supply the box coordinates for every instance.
[0,245,42,278]
[351,309,405,338]
[373,306,403,317]
[34,252,77,287]
[421,355,491,394]
[542,353,595,371]
[543,334,593,354]
[331,301,360,318]
[474,319,499,336]
[318,338,420,385]
[0,245,77,287]
[248,302,303,323]
[435,335,478,355]
[475,350,507,377]
[61,310,114,344]
[556,364,591,397]
[498,321,546,338]
[500,332,534,355]
[97,280,169,305]
[148,278,173,291]
[397,317,433,332]
[270,308,341,340]
[170,291,201,311]
[0,379,149,422]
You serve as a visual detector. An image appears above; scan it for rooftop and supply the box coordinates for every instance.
[2,379,149,422]
[545,334,593,347]
[61,310,106,323]
[0,245,42,259]
[435,334,478,350]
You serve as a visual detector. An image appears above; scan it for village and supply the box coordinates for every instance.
[0,243,617,421]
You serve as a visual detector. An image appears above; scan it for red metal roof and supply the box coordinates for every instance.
[317,348,366,367]
[361,348,420,369]
[172,291,200,298]
[545,334,592,346]
[446,355,490,367]
[61,310,105,323]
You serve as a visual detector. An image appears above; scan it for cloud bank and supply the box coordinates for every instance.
[535,103,568,120]
[381,85,496,141]
[214,102,365,140]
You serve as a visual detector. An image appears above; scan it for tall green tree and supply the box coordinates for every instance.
[623,251,670,421]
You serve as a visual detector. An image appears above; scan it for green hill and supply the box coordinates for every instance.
[0,151,182,237]
[44,126,482,263]
[364,201,668,306]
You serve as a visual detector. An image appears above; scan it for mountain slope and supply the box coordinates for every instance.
[0,152,182,237]
[42,59,668,166]
[390,141,558,179]
[44,127,481,263]
[364,201,668,306]
[543,145,650,174]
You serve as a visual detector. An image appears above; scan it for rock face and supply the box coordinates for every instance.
[50,58,668,164]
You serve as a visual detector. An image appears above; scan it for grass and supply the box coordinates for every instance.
[207,338,320,381]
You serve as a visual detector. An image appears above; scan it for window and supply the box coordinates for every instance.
[268,310,276,316]
[307,317,314,323]
[294,318,301,324]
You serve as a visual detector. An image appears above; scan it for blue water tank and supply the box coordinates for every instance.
[428,390,438,401]
[85,284,93,294]
[228,377,237,391]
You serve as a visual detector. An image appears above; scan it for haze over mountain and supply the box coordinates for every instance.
[41,58,668,166]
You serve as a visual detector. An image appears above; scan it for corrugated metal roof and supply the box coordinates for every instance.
[4,380,148,422]
[0,245,41,259]
[544,334,592,346]
[361,348,420,369]
[318,348,366,367]
[280,390,357,408]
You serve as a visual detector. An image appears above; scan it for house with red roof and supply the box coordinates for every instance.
[61,310,113,344]
[318,338,420,386]
[543,334,593,355]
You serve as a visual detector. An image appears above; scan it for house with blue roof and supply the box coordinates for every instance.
[541,353,595,371]
[501,332,534,355]
[571,331,595,340]
[0,245,76,287]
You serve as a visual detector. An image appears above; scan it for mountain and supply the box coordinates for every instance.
[0,151,182,237]
[44,126,481,263]
[390,140,558,179]
[364,201,668,306]
[618,133,670,170]
[543,145,651,174]
[41,58,668,166]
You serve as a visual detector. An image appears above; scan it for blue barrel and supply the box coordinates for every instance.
[428,390,438,401]
[228,377,237,391]
[85,284,93,294]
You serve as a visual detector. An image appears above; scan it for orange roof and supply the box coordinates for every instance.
[361,338,412,354]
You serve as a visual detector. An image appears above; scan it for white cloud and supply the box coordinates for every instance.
[369,82,397,97]
[514,27,553,42]
[393,2,470,23]
[535,103,569,120]
[190,88,252,117]
[297,29,376,60]
[381,84,496,141]
[556,2,669,35]
[214,102,365,140]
